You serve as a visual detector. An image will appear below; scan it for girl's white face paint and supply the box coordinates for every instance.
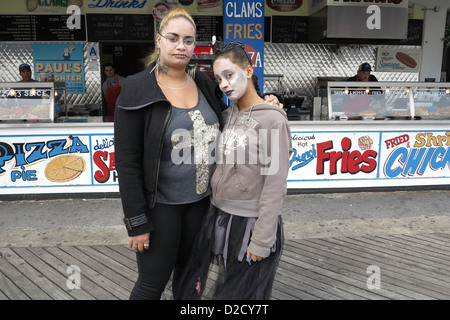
[213,58,249,101]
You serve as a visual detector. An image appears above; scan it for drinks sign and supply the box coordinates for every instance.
[86,0,149,13]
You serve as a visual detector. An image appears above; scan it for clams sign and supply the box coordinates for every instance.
[223,0,265,91]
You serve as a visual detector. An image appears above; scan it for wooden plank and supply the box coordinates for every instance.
[2,234,449,300]
[353,236,450,282]
[322,236,448,297]
[277,245,350,299]
[106,244,137,262]
[432,233,450,241]
[11,247,94,300]
[27,246,108,300]
[279,253,381,300]
[91,245,137,273]
[283,241,412,300]
[0,248,52,300]
[0,285,8,300]
[43,246,121,299]
[56,246,133,299]
[287,239,430,300]
[10,247,73,300]
[276,261,346,300]
[282,246,386,300]
[272,276,322,300]
[75,245,137,283]
[270,282,306,300]
[297,239,435,300]
[0,269,30,300]
[374,235,450,265]
[401,234,450,252]
[315,237,449,299]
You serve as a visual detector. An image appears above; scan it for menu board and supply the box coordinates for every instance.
[271,16,308,43]
[86,14,153,41]
[193,16,222,43]
[0,15,86,41]
[386,19,423,46]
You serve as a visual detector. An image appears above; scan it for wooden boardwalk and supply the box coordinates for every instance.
[1,232,450,300]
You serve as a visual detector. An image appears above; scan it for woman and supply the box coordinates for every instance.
[114,9,280,300]
[179,42,292,300]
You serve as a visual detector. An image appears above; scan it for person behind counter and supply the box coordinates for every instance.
[343,62,383,115]
[19,63,37,82]
[102,63,124,122]
[347,62,378,82]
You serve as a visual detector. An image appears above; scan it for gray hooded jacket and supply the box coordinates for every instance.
[210,101,292,257]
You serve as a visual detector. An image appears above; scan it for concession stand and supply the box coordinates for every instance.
[1,0,450,197]
[287,81,450,191]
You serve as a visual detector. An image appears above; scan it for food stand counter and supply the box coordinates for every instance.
[0,82,55,123]
[1,82,450,196]
[287,82,450,191]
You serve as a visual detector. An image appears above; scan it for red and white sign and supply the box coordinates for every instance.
[266,0,303,12]
[153,2,171,22]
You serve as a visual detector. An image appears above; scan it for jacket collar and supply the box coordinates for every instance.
[116,62,226,129]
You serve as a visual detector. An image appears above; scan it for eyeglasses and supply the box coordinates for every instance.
[159,33,196,48]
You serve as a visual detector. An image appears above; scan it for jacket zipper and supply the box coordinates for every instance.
[151,100,173,208]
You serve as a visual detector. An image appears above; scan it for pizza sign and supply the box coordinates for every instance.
[0,133,118,190]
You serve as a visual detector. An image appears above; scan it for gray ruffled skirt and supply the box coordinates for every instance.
[176,204,283,300]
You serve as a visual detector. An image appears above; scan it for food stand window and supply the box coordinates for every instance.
[328,82,414,120]
[413,86,450,119]
[327,82,450,121]
[0,82,55,123]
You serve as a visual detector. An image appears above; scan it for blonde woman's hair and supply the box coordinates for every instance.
[144,8,196,66]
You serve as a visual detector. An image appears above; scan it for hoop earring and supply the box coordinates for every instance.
[186,64,196,79]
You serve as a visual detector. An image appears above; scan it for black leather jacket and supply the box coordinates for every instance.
[114,63,227,236]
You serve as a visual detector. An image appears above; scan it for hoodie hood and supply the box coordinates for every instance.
[223,101,288,131]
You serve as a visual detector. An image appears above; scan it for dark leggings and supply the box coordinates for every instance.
[129,197,210,300]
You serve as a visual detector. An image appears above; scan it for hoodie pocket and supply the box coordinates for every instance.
[231,163,248,197]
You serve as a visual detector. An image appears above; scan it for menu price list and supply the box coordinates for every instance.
[0,15,86,41]
[271,16,308,43]
[87,14,153,41]
[194,16,222,43]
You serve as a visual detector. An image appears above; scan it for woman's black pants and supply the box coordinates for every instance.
[129,197,209,300]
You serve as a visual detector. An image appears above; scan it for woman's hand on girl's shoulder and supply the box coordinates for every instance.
[263,94,283,109]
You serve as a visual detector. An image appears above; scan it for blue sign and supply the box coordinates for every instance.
[32,43,86,94]
[223,0,264,93]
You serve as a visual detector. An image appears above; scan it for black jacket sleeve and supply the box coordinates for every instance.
[114,105,154,236]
